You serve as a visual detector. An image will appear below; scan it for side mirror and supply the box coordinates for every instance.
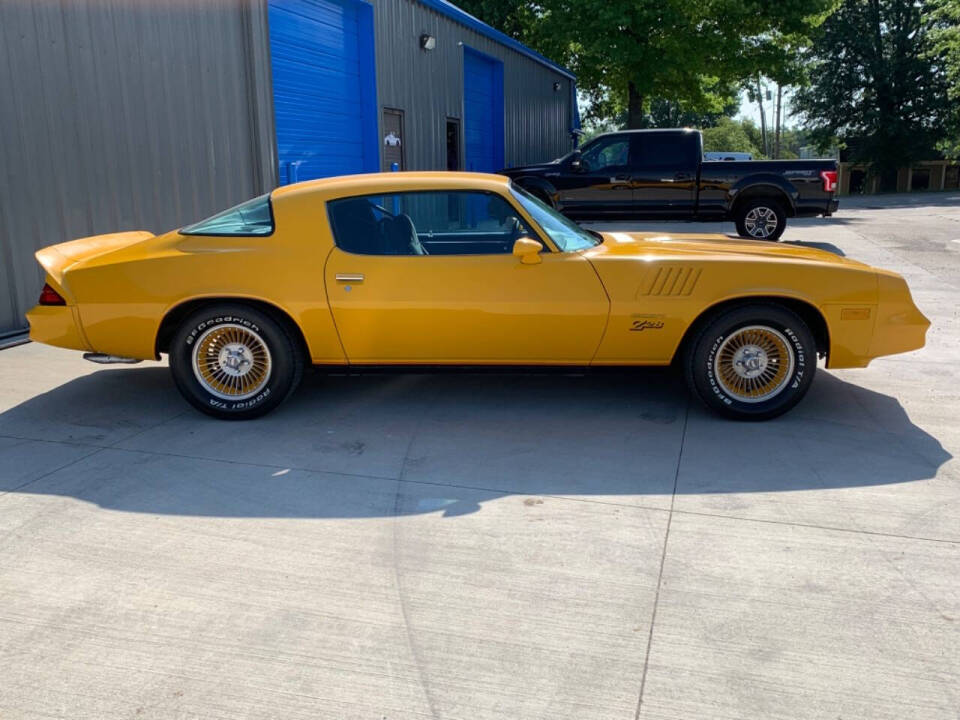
[569,150,583,172]
[512,236,544,264]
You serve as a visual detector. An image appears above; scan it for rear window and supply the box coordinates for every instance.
[635,133,697,168]
[180,194,274,236]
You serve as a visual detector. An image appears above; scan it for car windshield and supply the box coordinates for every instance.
[510,184,600,252]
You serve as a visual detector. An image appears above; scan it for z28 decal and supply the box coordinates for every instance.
[630,319,665,332]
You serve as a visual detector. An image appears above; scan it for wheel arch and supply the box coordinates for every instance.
[673,295,830,364]
[155,296,310,362]
[729,181,796,217]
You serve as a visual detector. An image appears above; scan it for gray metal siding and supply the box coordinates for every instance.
[0,0,273,335]
[372,0,573,172]
[0,0,573,335]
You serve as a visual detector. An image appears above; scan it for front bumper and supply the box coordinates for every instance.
[868,272,930,359]
[825,271,929,369]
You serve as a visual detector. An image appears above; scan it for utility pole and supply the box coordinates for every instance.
[774,84,783,159]
[755,75,768,157]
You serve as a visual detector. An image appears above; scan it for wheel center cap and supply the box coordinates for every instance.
[733,344,768,378]
[218,343,253,377]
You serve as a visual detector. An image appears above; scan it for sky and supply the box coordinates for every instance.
[737,88,794,128]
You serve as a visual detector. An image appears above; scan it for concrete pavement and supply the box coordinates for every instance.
[0,194,958,719]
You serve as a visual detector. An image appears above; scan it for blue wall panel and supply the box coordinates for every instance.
[463,46,504,173]
[268,0,378,183]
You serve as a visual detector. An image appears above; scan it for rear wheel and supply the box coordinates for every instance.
[735,198,787,241]
[683,303,816,420]
[169,303,304,420]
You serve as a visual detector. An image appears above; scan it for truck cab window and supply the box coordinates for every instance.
[580,137,630,172]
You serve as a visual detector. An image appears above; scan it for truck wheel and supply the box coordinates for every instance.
[683,303,816,420]
[169,303,304,420]
[735,199,786,241]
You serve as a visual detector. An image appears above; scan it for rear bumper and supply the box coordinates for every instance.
[26,305,91,352]
[825,197,839,216]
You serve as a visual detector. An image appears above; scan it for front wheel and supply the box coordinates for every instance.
[169,303,304,420]
[735,199,787,241]
[683,303,816,420]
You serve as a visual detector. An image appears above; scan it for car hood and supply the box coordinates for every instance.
[586,231,866,267]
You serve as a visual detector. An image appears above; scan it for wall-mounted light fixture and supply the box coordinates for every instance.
[553,81,562,92]
[420,34,436,51]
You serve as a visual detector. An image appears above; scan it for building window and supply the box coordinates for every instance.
[327,190,535,256]
[446,119,461,171]
[382,108,404,171]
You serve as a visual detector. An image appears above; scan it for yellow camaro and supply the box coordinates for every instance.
[27,172,928,420]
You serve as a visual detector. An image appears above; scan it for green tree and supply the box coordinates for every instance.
[454,0,533,41]
[793,0,956,174]
[701,117,763,156]
[929,0,960,156]
[647,90,740,129]
[458,0,838,128]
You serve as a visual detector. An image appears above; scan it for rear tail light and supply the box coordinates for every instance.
[820,170,838,193]
[38,283,66,306]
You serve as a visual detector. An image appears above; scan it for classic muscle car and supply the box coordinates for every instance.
[27,172,928,420]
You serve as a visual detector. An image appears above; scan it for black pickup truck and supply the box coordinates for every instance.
[500,128,839,241]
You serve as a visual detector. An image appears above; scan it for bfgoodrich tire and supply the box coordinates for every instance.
[169,303,304,420]
[683,303,816,420]
[734,198,787,241]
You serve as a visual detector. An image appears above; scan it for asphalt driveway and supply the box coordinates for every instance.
[1,192,958,719]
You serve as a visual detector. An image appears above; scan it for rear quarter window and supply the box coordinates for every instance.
[180,194,274,236]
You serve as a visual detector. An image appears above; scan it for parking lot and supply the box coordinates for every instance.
[1,192,958,719]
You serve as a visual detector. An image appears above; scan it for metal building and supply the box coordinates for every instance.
[0,0,579,336]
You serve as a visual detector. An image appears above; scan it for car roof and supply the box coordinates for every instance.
[272,171,511,200]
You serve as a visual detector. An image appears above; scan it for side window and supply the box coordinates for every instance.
[580,137,630,172]
[180,194,274,236]
[327,191,537,256]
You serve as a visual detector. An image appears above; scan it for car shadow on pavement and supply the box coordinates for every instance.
[0,364,951,519]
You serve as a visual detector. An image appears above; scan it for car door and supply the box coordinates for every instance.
[323,189,609,364]
[554,134,635,215]
[629,131,698,216]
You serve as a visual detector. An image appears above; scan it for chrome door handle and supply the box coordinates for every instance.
[335,273,364,282]
[659,178,676,183]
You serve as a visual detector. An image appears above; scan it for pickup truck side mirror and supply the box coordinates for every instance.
[512,236,543,264]
[569,151,583,172]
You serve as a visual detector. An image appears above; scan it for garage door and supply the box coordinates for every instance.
[268,0,378,183]
[463,47,504,173]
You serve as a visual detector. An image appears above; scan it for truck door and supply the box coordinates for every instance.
[555,134,635,215]
[629,131,698,217]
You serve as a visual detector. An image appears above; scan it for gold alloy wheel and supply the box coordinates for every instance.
[713,325,795,403]
[191,323,272,401]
